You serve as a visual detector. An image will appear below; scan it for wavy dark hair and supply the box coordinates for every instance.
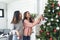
[11,11,21,24]
[23,11,33,23]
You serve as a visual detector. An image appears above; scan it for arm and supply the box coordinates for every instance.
[24,15,44,27]
[24,19,40,27]
[39,15,44,21]
[16,30,20,36]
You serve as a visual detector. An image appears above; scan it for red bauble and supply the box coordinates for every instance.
[54,29,57,32]
[58,4,60,7]
[46,32,50,35]
[56,12,60,16]
[58,12,60,16]
[40,30,43,33]
[49,37,53,40]
[51,3,54,7]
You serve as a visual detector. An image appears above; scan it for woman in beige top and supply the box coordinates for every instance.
[11,11,23,40]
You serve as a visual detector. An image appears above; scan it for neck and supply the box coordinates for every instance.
[27,18,29,20]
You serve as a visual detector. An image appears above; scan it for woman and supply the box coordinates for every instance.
[23,11,42,40]
[11,11,23,40]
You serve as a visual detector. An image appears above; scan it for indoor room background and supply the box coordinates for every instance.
[0,0,60,40]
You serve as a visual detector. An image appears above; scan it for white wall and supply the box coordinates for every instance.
[7,0,60,40]
[7,0,37,28]
[0,2,7,29]
[7,0,37,40]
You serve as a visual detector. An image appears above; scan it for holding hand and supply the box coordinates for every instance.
[39,15,44,21]
[37,15,45,24]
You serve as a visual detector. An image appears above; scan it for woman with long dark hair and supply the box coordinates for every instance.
[11,11,23,40]
[23,11,42,40]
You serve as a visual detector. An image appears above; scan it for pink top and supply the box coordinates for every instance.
[23,19,40,36]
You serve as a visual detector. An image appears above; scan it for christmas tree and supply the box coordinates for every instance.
[36,0,60,40]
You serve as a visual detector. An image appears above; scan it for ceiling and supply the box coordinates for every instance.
[0,0,17,3]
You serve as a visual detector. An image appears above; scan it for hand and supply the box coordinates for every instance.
[32,19,35,23]
[39,15,44,21]
[37,18,41,24]
[17,36,21,39]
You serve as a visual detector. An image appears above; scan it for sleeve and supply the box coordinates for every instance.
[24,20,40,27]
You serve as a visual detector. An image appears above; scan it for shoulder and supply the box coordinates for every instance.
[22,19,27,23]
[24,19,28,22]
[23,19,29,24]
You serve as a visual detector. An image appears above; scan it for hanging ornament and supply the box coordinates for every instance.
[56,15,58,18]
[58,12,60,16]
[52,3,54,8]
[56,19,59,22]
[37,39,40,40]
[52,10,54,13]
[45,17,48,20]
[48,10,50,12]
[47,22,51,25]
[40,20,46,25]
[43,26,46,28]
[46,32,50,35]
[54,29,57,32]
[40,30,44,33]
[49,37,53,40]
[56,7,59,10]
[51,18,54,21]
[58,4,60,7]
[56,27,60,30]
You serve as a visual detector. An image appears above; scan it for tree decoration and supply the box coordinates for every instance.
[36,0,60,40]
[53,28,57,32]
[45,17,48,20]
[56,19,59,22]
[40,30,44,33]
[56,27,60,30]
[58,12,60,16]
[37,39,40,40]
[56,15,58,18]
[56,7,59,10]
[46,32,50,35]
[48,10,51,12]
[52,10,54,13]
[49,37,53,40]
[43,26,46,28]
[47,22,51,25]
[52,3,54,8]
[51,18,54,21]
[58,4,60,6]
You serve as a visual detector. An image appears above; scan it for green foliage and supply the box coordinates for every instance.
[31,13,36,19]
[36,0,60,40]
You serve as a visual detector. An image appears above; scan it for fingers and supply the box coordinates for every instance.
[39,15,44,21]
[16,30,20,36]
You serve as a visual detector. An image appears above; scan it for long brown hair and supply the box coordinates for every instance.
[11,11,22,24]
[23,11,33,23]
